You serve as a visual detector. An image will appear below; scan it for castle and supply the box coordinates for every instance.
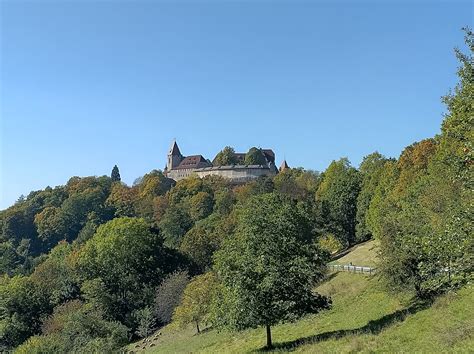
[164,141,289,183]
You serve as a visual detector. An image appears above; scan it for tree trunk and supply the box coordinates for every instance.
[196,321,200,334]
[266,325,272,348]
[448,260,451,282]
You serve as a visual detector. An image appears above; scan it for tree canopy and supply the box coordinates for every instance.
[367,29,473,297]
[213,193,330,348]
[316,158,361,247]
[213,146,238,166]
[244,147,267,165]
[75,218,190,323]
[172,272,218,334]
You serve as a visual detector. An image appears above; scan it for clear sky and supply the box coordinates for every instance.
[0,1,472,210]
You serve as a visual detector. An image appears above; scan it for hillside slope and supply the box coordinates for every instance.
[329,239,379,268]
[129,241,473,353]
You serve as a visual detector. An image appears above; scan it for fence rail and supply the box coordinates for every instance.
[328,264,376,274]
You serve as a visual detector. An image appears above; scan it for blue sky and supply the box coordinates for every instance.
[0,1,472,209]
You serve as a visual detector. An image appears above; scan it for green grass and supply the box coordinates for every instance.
[329,239,379,267]
[128,240,474,353]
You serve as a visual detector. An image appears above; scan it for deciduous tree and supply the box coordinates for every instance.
[244,147,266,165]
[213,146,238,166]
[75,217,189,325]
[172,272,218,334]
[355,152,390,242]
[316,158,361,247]
[213,193,330,348]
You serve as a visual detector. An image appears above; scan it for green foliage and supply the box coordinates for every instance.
[0,200,44,274]
[273,168,320,201]
[318,233,344,254]
[254,175,275,194]
[80,278,113,314]
[111,165,121,182]
[29,242,78,308]
[234,176,274,204]
[158,176,229,247]
[366,30,473,297]
[213,188,236,215]
[15,300,128,353]
[213,146,238,166]
[134,306,155,338]
[0,177,116,277]
[75,217,189,325]
[356,152,390,242]
[134,170,174,221]
[213,193,330,347]
[14,334,65,354]
[0,243,78,349]
[34,206,67,245]
[0,242,21,276]
[106,182,138,217]
[368,140,439,296]
[136,170,174,200]
[244,147,267,165]
[159,205,193,248]
[61,176,114,240]
[316,158,361,247]
[172,272,218,334]
[189,192,214,221]
[0,275,49,349]
[179,216,222,271]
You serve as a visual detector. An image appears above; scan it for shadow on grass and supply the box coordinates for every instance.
[255,299,433,352]
[330,239,373,262]
[317,271,339,286]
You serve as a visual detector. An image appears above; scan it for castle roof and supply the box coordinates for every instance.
[234,153,246,163]
[175,155,212,170]
[262,149,275,163]
[169,140,182,156]
[279,160,289,171]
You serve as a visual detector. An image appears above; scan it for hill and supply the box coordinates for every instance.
[128,241,473,353]
[329,239,379,268]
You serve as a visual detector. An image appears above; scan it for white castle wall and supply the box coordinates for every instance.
[167,165,276,183]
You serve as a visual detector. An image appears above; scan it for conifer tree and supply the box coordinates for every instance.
[111,165,121,182]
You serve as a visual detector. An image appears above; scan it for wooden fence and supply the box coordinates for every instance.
[328,264,376,275]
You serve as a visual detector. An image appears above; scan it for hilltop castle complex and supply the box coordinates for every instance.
[164,141,289,183]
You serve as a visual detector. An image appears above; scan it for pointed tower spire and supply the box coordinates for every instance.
[169,139,182,156]
[167,139,184,171]
[279,160,289,172]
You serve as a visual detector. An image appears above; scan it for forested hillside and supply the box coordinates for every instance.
[1,30,472,352]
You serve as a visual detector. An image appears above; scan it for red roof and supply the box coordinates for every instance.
[175,155,211,170]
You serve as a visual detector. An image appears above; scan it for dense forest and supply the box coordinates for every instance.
[1,30,472,352]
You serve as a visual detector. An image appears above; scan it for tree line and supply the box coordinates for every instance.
[0,29,472,351]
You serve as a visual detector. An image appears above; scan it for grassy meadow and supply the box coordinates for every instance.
[128,241,473,353]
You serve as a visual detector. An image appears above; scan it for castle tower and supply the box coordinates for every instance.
[167,140,183,171]
[279,160,289,172]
